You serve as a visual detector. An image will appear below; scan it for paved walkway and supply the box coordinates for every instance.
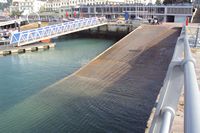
[0,24,181,132]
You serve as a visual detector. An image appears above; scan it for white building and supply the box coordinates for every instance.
[96,0,156,5]
[126,0,157,4]
[45,0,97,11]
[79,0,96,5]
[94,0,120,5]
[45,0,77,11]
[10,0,46,14]
[10,0,157,14]
[45,0,144,12]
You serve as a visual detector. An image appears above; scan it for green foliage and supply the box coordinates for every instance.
[39,6,45,13]
[163,0,173,4]
[10,10,22,17]
[0,0,11,10]
[156,0,162,5]
[163,0,191,4]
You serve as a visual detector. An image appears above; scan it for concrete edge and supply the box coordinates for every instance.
[0,43,56,56]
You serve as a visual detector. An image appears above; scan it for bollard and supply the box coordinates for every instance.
[31,47,38,52]
[3,51,11,56]
[186,17,189,26]
[38,21,41,28]
[18,49,26,54]
[43,45,50,50]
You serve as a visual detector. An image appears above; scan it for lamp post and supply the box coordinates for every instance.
[14,21,17,30]
[17,21,21,32]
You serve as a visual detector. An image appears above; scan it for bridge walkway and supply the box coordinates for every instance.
[0,24,181,132]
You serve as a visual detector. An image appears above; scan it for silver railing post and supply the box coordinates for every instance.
[160,112,172,133]
[160,107,175,133]
[183,28,200,133]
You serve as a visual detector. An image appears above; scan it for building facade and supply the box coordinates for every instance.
[75,4,193,22]
[10,0,45,14]
[44,0,157,12]
[45,0,96,12]
[194,0,200,8]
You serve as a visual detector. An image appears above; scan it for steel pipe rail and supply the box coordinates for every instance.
[160,111,173,133]
[160,107,175,133]
[183,27,200,133]
[149,26,200,133]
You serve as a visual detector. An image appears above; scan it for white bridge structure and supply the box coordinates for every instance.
[10,17,107,46]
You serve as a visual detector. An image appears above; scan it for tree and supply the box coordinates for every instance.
[163,0,191,4]
[10,10,22,17]
[156,0,162,5]
[0,0,12,10]
[163,0,173,4]
[39,6,45,13]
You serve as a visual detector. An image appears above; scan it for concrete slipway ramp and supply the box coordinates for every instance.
[0,24,181,133]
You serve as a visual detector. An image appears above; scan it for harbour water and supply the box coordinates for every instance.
[0,36,115,132]
[0,24,173,133]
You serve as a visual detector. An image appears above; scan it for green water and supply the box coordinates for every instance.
[0,34,154,133]
[0,36,115,132]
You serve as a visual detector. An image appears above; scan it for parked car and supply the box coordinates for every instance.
[116,16,125,24]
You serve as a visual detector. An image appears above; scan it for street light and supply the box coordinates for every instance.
[17,21,21,32]
[14,21,17,30]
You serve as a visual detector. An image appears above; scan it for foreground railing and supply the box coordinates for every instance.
[183,27,200,133]
[149,25,200,133]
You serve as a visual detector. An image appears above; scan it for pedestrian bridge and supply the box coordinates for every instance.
[10,17,107,46]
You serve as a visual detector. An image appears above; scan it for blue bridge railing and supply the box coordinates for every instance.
[10,17,107,46]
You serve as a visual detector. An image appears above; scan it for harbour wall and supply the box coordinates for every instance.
[1,23,138,56]
[68,23,139,41]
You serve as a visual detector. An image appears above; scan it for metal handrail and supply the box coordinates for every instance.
[149,25,200,133]
[183,26,200,133]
